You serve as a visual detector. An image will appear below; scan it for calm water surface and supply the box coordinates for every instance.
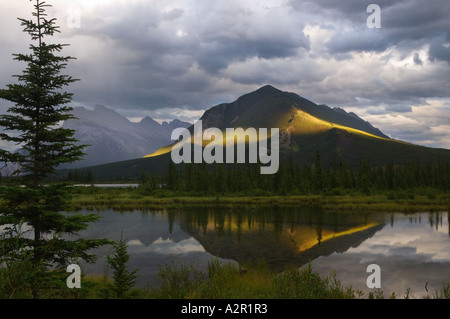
[75,207,450,298]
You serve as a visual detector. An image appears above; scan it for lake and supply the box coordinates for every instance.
[75,207,450,298]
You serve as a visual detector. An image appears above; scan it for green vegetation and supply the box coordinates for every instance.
[105,232,139,298]
[0,1,107,299]
[153,259,359,299]
[67,186,450,213]
[145,154,450,197]
[58,150,450,212]
[3,257,447,299]
[128,259,450,299]
[79,152,446,212]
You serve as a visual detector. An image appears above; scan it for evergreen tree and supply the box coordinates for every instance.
[166,160,177,191]
[214,163,228,194]
[185,163,194,192]
[314,150,324,192]
[0,1,108,298]
[106,233,138,298]
[198,162,210,193]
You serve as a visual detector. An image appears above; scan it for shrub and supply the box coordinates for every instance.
[106,233,138,298]
[156,257,204,299]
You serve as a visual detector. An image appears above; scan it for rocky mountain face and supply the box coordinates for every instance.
[61,105,190,168]
[170,85,393,166]
[66,85,450,179]
[146,85,450,170]
[197,85,388,139]
[5,86,450,179]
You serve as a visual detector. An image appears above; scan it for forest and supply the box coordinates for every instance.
[129,151,450,196]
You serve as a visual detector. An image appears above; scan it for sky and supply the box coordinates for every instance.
[1,0,450,149]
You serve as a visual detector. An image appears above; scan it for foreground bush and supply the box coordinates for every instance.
[2,257,449,299]
[153,259,357,299]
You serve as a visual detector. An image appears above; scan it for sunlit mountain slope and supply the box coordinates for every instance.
[79,85,450,179]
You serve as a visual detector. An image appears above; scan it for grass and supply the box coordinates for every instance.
[17,258,446,300]
[177,260,359,299]
[3,258,449,299]
[143,259,450,299]
[68,186,450,213]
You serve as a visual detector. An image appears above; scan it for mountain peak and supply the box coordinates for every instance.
[197,84,389,139]
[256,84,282,94]
[240,85,285,101]
[61,105,191,168]
[139,116,160,127]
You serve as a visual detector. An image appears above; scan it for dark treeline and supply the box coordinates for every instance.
[138,151,450,196]
[66,168,95,183]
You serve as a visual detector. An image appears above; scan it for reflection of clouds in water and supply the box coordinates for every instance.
[310,251,450,298]
[309,213,450,298]
[346,214,450,263]
[388,246,417,257]
[127,237,206,255]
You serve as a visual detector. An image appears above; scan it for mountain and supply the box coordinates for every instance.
[146,85,450,166]
[196,85,388,139]
[70,85,450,180]
[61,105,190,168]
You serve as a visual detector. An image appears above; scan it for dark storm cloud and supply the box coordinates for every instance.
[413,53,423,65]
[1,0,450,149]
[55,1,310,111]
[196,34,308,74]
[326,28,389,54]
[80,1,309,74]
[293,0,450,63]
[429,33,450,63]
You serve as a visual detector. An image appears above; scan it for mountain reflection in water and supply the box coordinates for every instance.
[175,206,385,272]
[73,208,449,297]
[76,206,390,287]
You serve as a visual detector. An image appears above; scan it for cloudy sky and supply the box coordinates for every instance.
[1,0,450,149]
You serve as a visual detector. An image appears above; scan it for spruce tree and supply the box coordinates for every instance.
[314,150,324,192]
[106,233,138,298]
[0,0,108,298]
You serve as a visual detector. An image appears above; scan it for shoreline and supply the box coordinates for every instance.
[69,188,450,213]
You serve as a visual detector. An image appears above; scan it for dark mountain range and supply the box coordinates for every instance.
[60,104,190,168]
[60,85,450,180]
[197,85,388,139]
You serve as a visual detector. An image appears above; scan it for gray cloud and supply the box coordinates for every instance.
[297,0,450,62]
[429,33,450,63]
[1,0,450,149]
[413,53,423,65]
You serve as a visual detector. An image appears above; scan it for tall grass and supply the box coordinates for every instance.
[151,258,361,299]
[68,186,450,213]
[3,256,448,299]
[148,258,450,299]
